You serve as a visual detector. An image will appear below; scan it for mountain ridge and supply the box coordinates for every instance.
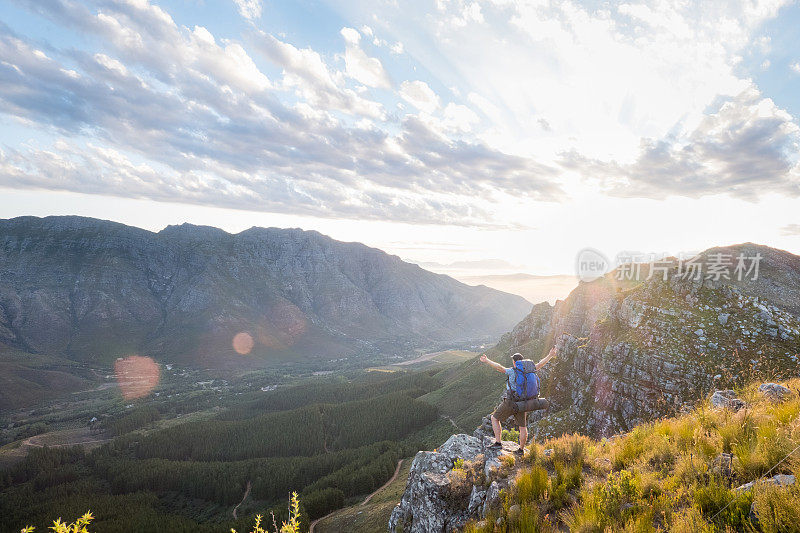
[0,216,531,367]
[417,243,800,441]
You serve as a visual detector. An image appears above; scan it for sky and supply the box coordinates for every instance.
[1,0,800,276]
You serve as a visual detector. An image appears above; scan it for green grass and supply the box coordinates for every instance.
[463,378,800,533]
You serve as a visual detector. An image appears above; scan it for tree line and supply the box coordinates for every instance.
[0,369,440,531]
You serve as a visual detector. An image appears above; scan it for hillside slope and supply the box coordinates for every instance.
[0,216,530,366]
[391,379,800,532]
[424,243,800,439]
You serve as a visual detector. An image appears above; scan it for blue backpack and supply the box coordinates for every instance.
[508,360,539,400]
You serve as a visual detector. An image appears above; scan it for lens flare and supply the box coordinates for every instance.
[114,355,160,400]
[232,331,254,354]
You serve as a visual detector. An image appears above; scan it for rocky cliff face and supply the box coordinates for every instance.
[0,216,531,365]
[389,434,522,533]
[505,244,800,438]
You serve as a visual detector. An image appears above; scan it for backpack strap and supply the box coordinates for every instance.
[520,362,528,401]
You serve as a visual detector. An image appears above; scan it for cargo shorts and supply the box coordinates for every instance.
[492,397,526,427]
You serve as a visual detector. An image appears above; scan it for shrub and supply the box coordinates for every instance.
[508,502,555,533]
[751,481,800,533]
[232,492,302,533]
[596,470,640,518]
[21,511,94,533]
[523,442,539,464]
[563,470,642,532]
[769,397,800,425]
[668,507,715,533]
[562,490,608,533]
[445,465,473,506]
[515,465,549,502]
[611,429,648,470]
[620,509,655,533]
[549,434,589,466]
[554,459,583,493]
[549,460,582,510]
[693,478,753,530]
[499,454,516,476]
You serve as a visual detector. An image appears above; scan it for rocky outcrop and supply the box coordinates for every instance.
[501,244,800,438]
[389,434,521,533]
[0,216,530,365]
[506,302,553,348]
[758,383,792,402]
[710,390,748,411]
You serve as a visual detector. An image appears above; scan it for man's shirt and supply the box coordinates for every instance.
[504,367,515,391]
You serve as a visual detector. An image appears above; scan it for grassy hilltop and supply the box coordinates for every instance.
[459,379,800,532]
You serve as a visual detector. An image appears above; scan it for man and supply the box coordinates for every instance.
[479,347,557,452]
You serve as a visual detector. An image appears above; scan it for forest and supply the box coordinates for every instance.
[0,369,442,533]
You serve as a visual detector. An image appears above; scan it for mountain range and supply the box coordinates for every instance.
[0,216,531,369]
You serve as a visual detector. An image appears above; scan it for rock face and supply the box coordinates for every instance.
[0,216,530,365]
[389,434,519,533]
[500,243,800,438]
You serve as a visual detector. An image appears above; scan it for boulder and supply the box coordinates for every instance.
[482,480,508,516]
[467,485,487,516]
[480,436,518,478]
[389,434,485,533]
[758,383,792,403]
[710,390,747,411]
[711,453,734,478]
[735,474,796,492]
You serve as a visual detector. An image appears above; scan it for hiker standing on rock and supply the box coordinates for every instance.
[479,347,557,453]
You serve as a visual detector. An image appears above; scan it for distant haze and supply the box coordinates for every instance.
[452,273,578,305]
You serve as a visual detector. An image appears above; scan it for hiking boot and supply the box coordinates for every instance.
[514,447,525,456]
[488,441,502,449]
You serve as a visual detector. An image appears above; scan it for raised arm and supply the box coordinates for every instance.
[535,346,557,371]
[479,354,507,373]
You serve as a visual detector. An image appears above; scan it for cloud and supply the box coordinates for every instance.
[0,6,562,227]
[438,0,484,27]
[559,87,800,200]
[232,0,262,20]
[399,80,440,113]
[254,31,384,118]
[340,27,391,88]
[373,0,793,166]
[3,0,797,226]
[781,224,800,236]
[441,103,479,133]
[791,61,800,74]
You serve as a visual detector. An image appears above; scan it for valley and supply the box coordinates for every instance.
[3,235,800,533]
